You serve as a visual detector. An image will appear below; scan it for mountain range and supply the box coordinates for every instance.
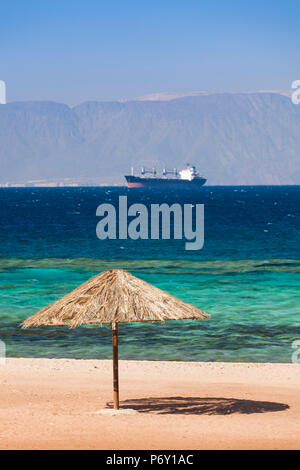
[0,92,299,185]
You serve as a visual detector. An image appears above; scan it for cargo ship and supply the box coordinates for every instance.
[125,164,206,188]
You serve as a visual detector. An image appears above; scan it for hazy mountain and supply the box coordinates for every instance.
[119,91,209,102]
[0,92,299,185]
[119,90,291,102]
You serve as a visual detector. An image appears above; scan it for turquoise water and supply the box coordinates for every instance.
[0,187,299,362]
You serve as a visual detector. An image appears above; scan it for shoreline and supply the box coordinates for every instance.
[0,358,299,450]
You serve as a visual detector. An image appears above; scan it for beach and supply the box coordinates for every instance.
[0,358,299,450]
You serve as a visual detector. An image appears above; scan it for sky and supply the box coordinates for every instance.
[1,0,300,105]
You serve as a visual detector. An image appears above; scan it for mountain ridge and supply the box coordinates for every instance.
[0,92,299,185]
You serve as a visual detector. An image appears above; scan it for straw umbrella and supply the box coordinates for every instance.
[21,269,210,410]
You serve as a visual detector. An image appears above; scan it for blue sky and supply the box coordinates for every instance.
[1,0,299,104]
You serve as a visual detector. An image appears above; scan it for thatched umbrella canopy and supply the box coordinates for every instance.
[21,269,210,410]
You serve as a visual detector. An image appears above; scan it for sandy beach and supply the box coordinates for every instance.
[0,358,299,450]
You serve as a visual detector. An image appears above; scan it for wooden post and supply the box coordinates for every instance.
[112,322,119,410]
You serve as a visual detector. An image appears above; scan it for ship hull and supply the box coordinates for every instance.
[125,175,206,188]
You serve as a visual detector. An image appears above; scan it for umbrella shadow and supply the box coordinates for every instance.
[107,396,289,415]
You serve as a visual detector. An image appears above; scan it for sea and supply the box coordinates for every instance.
[0,186,299,363]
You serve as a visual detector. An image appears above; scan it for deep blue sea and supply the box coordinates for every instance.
[0,186,299,362]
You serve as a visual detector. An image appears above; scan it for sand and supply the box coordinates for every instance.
[0,358,299,450]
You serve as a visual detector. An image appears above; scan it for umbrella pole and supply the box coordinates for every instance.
[112,322,119,410]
